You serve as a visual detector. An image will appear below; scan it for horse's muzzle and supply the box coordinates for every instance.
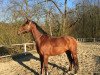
[17,31,21,35]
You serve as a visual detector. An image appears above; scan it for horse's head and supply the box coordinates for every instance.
[17,18,32,35]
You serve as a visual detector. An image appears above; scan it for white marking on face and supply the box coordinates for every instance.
[27,25,30,30]
[47,72,48,75]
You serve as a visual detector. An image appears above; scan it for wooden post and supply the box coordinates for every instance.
[24,43,27,55]
[93,38,96,42]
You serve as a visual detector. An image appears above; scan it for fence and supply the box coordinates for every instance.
[77,38,100,42]
[11,42,36,54]
[0,42,36,58]
[0,38,100,58]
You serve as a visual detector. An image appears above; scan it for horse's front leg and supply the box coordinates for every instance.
[44,55,48,75]
[40,55,44,75]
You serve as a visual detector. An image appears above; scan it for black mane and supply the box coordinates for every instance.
[32,21,48,35]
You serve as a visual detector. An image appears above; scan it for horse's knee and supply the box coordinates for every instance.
[44,65,48,70]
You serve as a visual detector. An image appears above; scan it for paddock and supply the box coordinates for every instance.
[0,42,100,75]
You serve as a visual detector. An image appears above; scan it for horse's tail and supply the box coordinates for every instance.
[70,37,79,74]
[74,57,79,74]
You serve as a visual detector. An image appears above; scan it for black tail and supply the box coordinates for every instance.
[74,57,79,74]
[66,50,79,74]
[66,50,74,71]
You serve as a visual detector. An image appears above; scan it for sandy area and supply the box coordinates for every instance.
[0,43,100,75]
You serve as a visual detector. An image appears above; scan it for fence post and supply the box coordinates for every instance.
[93,38,96,42]
[24,43,27,55]
[33,41,36,49]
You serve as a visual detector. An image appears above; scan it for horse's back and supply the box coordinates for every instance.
[40,35,77,49]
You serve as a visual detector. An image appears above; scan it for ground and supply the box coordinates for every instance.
[0,42,100,75]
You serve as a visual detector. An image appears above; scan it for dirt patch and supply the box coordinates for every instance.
[0,42,100,75]
[0,53,69,75]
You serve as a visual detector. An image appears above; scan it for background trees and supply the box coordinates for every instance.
[0,0,100,44]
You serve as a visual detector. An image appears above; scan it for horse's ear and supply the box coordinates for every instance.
[24,17,30,23]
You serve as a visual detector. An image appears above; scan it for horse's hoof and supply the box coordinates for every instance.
[68,71,73,74]
[66,65,69,70]
[68,71,77,75]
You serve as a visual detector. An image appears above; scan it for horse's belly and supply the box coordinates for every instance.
[50,47,67,56]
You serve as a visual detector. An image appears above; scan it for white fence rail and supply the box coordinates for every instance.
[77,38,100,42]
[0,42,36,58]
[0,38,100,58]
[11,42,36,54]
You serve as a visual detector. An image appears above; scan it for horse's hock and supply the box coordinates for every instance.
[78,43,100,75]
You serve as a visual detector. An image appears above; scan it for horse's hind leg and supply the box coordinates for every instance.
[70,49,79,74]
[65,50,74,71]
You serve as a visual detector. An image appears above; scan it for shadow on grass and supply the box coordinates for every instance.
[12,53,68,75]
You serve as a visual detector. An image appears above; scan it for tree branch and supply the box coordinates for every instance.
[69,17,82,28]
[46,0,63,15]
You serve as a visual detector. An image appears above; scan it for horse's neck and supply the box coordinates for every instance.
[31,24,42,44]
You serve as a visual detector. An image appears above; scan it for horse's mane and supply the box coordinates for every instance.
[32,21,48,35]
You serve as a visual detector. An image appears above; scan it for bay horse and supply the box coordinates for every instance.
[17,19,79,75]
